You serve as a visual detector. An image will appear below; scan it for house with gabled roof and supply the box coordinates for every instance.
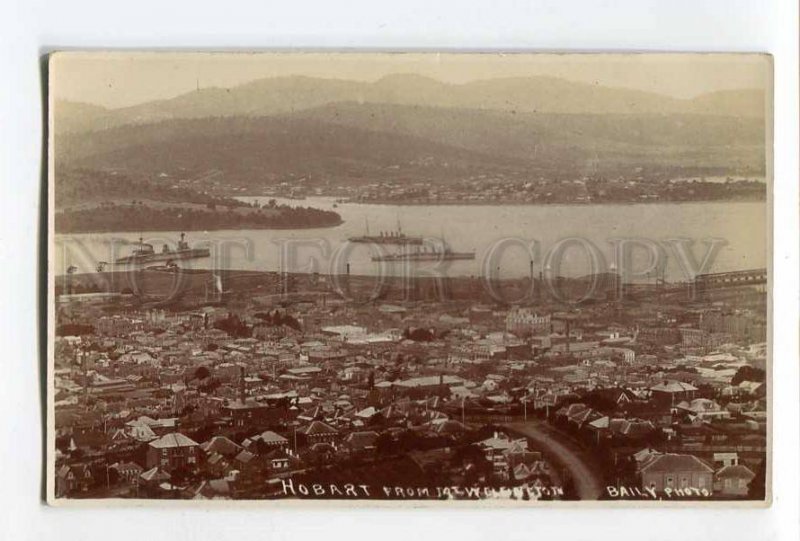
[205,452,229,477]
[714,464,756,497]
[140,466,171,490]
[569,406,604,429]
[146,432,200,472]
[650,381,698,405]
[55,464,92,496]
[341,430,379,455]
[222,397,288,429]
[738,380,766,398]
[585,415,611,444]
[123,422,157,443]
[676,398,730,422]
[555,402,589,421]
[199,435,241,458]
[609,418,657,440]
[298,420,339,444]
[252,430,289,449]
[478,432,530,478]
[430,418,470,438]
[195,478,232,500]
[639,453,714,494]
[263,447,294,473]
[112,461,144,484]
[233,449,259,476]
[125,415,178,437]
[596,387,640,407]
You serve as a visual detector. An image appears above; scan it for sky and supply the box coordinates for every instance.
[50,52,771,109]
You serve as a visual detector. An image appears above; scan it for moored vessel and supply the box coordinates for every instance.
[371,246,475,262]
[116,233,210,265]
[348,218,423,246]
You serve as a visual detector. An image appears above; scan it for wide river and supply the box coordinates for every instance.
[54,198,767,282]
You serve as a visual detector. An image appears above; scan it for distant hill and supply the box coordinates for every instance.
[55,103,765,186]
[292,102,765,171]
[53,74,766,135]
[55,114,530,186]
[52,74,766,191]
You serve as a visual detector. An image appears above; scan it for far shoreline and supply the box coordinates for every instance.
[235,194,767,208]
[52,218,345,236]
[331,197,767,208]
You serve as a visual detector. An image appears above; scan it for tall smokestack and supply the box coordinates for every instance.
[239,365,246,404]
[538,271,544,301]
[81,352,90,409]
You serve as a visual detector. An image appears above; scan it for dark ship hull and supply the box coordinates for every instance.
[116,248,210,265]
[349,235,423,246]
[116,234,210,265]
[372,251,475,262]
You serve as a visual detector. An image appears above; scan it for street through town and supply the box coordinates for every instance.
[505,420,604,500]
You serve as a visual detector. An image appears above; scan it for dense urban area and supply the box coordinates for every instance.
[52,266,767,501]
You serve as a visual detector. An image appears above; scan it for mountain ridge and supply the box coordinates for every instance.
[54,104,765,193]
[53,74,766,135]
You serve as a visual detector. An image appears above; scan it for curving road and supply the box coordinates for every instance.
[505,420,605,500]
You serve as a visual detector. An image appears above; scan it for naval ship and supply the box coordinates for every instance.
[348,218,423,246]
[371,246,475,262]
[116,233,210,265]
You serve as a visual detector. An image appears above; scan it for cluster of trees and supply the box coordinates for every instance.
[55,169,250,209]
[55,282,104,296]
[254,310,301,331]
[56,323,94,336]
[402,327,449,342]
[211,311,303,338]
[191,365,221,394]
[213,313,251,338]
[371,430,456,457]
[731,365,766,385]
[194,366,211,380]
[55,202,342,234]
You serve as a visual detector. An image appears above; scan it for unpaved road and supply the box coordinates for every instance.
[505,419,605,500]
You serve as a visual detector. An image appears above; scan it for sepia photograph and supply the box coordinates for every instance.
[47,52,771,505]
